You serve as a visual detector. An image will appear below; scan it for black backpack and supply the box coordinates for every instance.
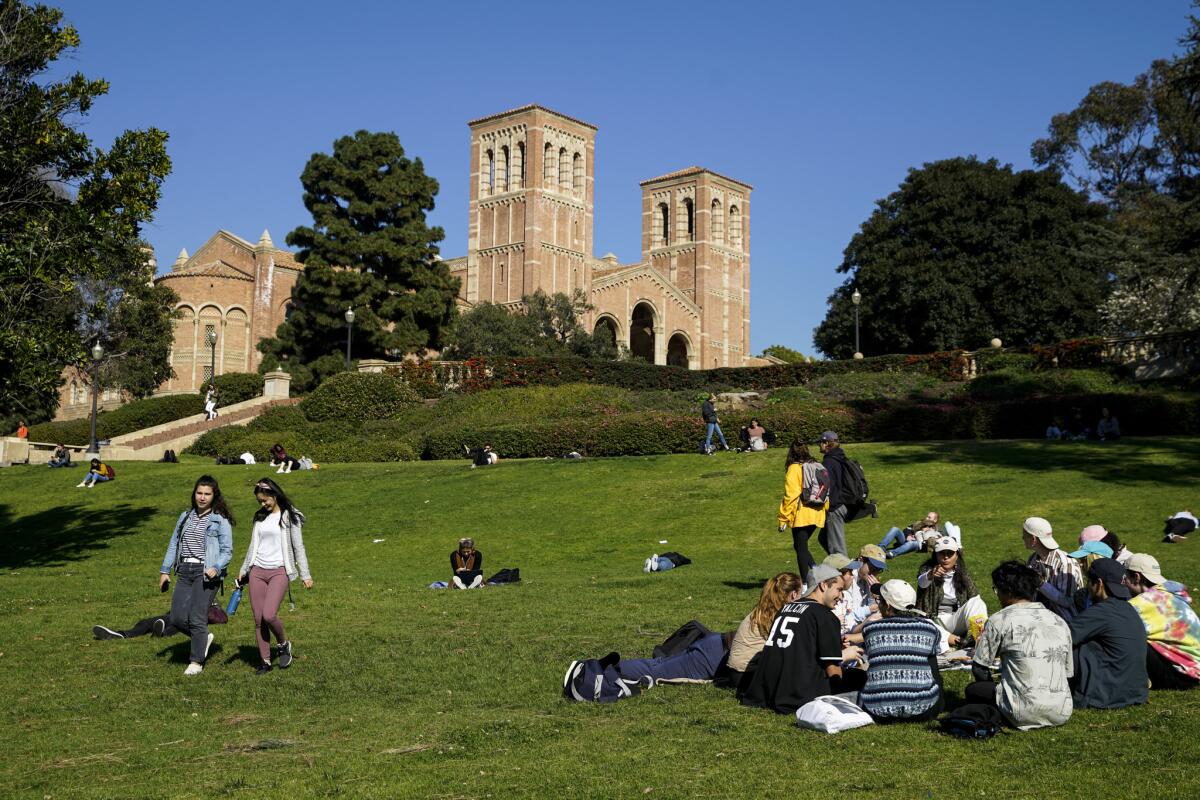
[842,457,870,504]
[486,568,521,585]
[652,620,713,659]
[939,704,1004,739]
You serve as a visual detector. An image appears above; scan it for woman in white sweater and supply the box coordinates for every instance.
[237,478,313,675]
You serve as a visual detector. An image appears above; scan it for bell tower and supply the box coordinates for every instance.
[465,105,596,305]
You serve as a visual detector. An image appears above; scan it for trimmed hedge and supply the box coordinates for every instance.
[299,372,421,422]
[204,372,263,405]
[28,394,204,444]
[966,368,1125,401]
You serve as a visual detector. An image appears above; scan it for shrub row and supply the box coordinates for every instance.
[187,426,418,463]
[299,372,421,422]
[29,394,204,444]
[205,372,264,405]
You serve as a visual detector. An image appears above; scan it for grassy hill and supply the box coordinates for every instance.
[2,439,1200,798]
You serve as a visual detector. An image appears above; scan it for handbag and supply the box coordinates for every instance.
[795,695,874,734]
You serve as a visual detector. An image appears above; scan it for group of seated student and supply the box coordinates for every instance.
[1045,407,1120,441]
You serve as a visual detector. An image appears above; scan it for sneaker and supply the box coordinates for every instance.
[203,632,214,661]
[86,483,94,488]
[92,625,124,640]
[184,663,203,676]
[76,481,87,488]
[650,554,659,572]
[643,557,654,573]
[278,640,293,669]
[462,444,471,456]
[255,662,273,676]
[152,617,167,637]
[276,466,286,474]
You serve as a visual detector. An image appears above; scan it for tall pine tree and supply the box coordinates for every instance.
[262,131,459,368]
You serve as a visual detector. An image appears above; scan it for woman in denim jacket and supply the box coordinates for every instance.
[237,478,313,674]
[159,475,235,675]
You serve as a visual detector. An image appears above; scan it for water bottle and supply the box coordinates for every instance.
[226,585,243,616]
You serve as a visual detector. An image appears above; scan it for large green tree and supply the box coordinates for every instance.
[813,157,1109,358]
[0,1,172,427]
[444,290,617,359]
[260,130,459,369]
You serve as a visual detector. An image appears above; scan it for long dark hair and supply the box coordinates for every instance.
[193,475,235,525]
[784,439,815,473]
[918,551,979,600]
[253,477,302,526]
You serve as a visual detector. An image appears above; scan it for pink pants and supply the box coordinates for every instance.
[248,566,288,663]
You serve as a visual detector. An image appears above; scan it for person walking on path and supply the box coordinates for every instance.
[700,393,728,454]
[777,440,828,584]
[237,478,313,675]
[159,475,234,675]
[204,386,219,420]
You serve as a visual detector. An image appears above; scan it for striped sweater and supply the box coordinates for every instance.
[858,616,943,720]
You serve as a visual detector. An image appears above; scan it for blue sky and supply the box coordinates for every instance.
[53,0,1194,355]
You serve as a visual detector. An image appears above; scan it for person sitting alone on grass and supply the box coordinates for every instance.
[1096,406,1121,441]
[1068,558,1148,710]
[858,579,944,723]
[1125,553,1200,691]
[613,572,805,690]
[48,443,71,468]
[738,564,866,714]
[738,418,770,452]
[916,536,987,651]
[1164,510,1198,544]
[77,458,113,488]
[878,511,943,559]
[269,443,299,474]
[451,538,484,589]
[1023,516,1083,622]
[967,560,1074,731]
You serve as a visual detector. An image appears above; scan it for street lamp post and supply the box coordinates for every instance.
[851,289,863,360]
[344,308,355,371]
[206,328,218,389]
[88,341,103,454]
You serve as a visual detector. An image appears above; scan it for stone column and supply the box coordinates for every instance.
[262,371,291,399]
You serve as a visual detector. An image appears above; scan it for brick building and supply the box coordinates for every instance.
[54,104,752,420]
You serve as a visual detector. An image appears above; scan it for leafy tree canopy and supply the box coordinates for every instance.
[444,290,618,360]
[760,344,813,363]
[260,130,460,368]
[0,1,172,427]
[813,157,1109,358]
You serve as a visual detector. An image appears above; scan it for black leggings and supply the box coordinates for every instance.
[123,615,179,638]
[1147,644,1199,690]
[792,525,818,584]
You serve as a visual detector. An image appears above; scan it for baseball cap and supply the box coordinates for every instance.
[819,431,839,443]
[846,544,887,572]
[1126,553,1166,585]
[1088,558,1132,600]
[932,536,961,553]
[1022,517,1060,550]
[1068,541,1114,559]
[870,579,924,615]
[822,553,853,572]
[802,564,841,596]
[1079,524,1108,544]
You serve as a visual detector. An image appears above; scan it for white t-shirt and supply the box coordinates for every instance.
[240,452,256,465]
[253,511,285,569]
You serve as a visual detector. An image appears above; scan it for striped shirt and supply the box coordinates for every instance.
[858,616,942,720]
[179,510,211,561]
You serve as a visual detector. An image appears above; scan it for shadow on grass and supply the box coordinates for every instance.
[0,502,157,569]
[723,579,770,591]
[221,644,266,669]
[870,438,1200,486]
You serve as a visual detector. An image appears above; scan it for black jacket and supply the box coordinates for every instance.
[822,446,853,508]
[701,400,718,423]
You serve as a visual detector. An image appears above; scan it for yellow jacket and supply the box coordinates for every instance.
[778,462,828,529]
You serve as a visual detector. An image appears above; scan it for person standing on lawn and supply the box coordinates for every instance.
[777,440,828,585]
[1023,516,1083,622]
[159,475,234,676]
[1067,558,1148,709]
[237,478,313,675]
[816,431,856,556]
[967,560,1074,731]
[700,393,728,454]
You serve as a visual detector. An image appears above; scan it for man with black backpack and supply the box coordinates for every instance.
[817,431,869,557]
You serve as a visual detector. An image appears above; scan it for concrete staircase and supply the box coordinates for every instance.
[103,395,301,461]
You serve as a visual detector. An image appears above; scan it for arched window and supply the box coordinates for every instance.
[655,202,670,247]
[729,204,742,248]
[711,199,724,243]
[485,149,495,195]
[558,147,570,192]
[680,197,694,242]
[499,145,510,192]
[572,152,583,193]
[544,143,556,187]
[514,142,525,189]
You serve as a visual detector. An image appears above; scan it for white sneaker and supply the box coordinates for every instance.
[650,554,659,572]
[86,483,94,488]
[276,466,286,474]
[76,481,87,488]
[203,632,214,660]
[643,557,654,573]
[184,663,203,676]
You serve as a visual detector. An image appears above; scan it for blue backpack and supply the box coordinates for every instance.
[562,653,645,703]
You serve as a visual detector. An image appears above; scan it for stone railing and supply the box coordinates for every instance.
[1099,331,1200,379]
[358,359,475,390]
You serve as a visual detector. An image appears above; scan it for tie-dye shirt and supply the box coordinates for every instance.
[1130,587,1200,680]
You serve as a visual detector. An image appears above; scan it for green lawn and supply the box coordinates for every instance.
[3,439,1200,799]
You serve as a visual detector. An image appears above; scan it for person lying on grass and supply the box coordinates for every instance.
[611,572,805,690]
[878,511,943,559]
[916,536,988,652]
[966,560,1073,731]
[739,564,866,714]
